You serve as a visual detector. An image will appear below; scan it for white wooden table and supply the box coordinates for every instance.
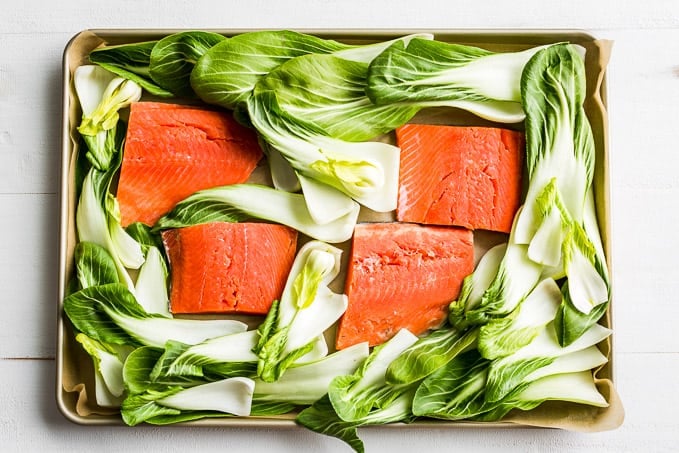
[2,1,676,451]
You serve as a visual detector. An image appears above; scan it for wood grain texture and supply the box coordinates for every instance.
[1,0,678,450]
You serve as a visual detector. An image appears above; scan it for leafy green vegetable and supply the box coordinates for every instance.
[477,278,562,360]
[448,242,506,328]
[484,322,610,403]
[256,53,419,142]
[74,241,119,289]
[253,342,369,405]
[133,246,170,316]
[247,91,400,214]
[476,370,608,421]
[254,241,347,382]
[366,38,546,123]
[76,160,144,290]
[328,329,419,422]
[63,283,248,348]
[413,342,608,422]
[73,65,141,170]
[385,327,478,385]
[463,211,544,326]
[191,30,349,110]
[149,31,225,96]
[75,333,132,407]
[412,349,491,420]
[122,360,255,425]
[513,43,609,343]
[153,331,259,378]
[154,183,360,243]
[191,30,432,112]
[297,390,416,453]
[89,40,173,97]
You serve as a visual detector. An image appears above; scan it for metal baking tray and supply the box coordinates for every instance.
[57,28,623,430]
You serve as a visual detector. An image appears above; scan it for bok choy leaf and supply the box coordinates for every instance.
[247,91,400,214]
[484,321,610,402]
[75,333,132,407]
[256,53,419,142]
[477,278,562,360]
[89,40,173,97]
[190,30,432,112]
[513,43,609,343]
[74,241,119,289]
[121,346,292,425]
[254,241,347,382]
[73,65,141,170]
[63,283,248,348]
[154,183,360,243]
[252,342,369,405]
[385,327,478,385]
[366,39,546,123]
[149,31,226,96]
[297,390,416,453]
[76,161,144,290]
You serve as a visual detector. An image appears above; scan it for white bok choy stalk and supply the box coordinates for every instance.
[154,183,360,244]
[155,377,255,415]
[124,223,171,317]
[254,240,348,382]
[76,162,144,291]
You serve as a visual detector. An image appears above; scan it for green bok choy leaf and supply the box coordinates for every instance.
[89,40,173,97]
[328,329,419,422]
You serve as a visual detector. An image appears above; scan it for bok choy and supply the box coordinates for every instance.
[254,241,347,382]
[154,183,360,243]
[513,43,609,344]
[366,38,547,123]
[190,29,432,112]
[63,283,247,348]
[297,330,420,453]
[121,347,292,425]
[89,40,173,97]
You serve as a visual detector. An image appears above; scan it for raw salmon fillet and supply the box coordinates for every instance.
[396,124,524,233]
[162,222,298,315]
[117,102,263,227]
[335,222,474,349]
